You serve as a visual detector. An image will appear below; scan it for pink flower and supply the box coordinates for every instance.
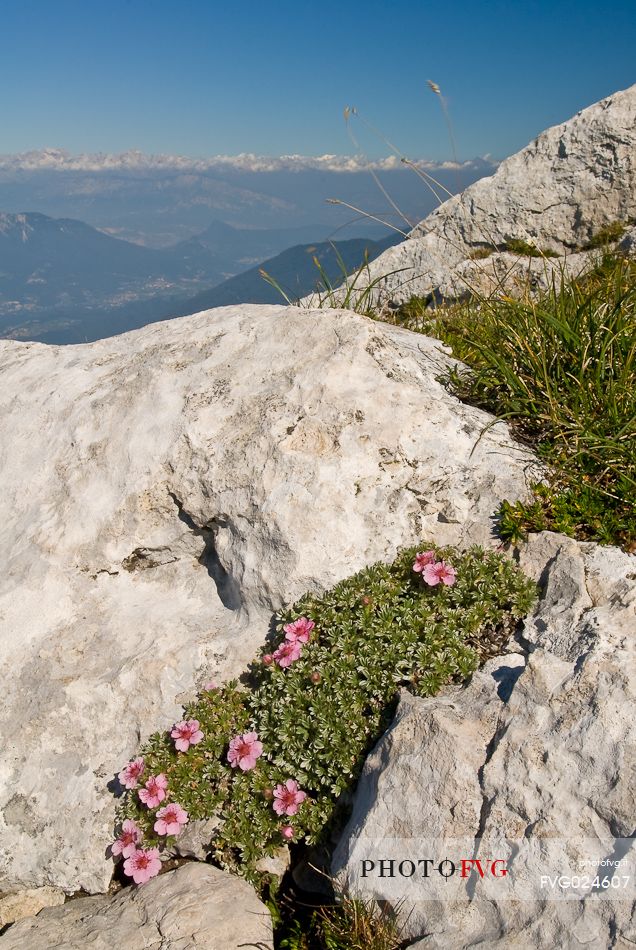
[273,640,302,668]
[262,654,273,665]
[283,617,315,644]
[273,779,307,816]
[413,551,436,573]
[123,847,162,885]
[138,773,168,808]
[111,819,142,858]
[118,757,145,790]
[281,825,295,840]
[203,681,218,691]
[153,802,189,836]
[422,560,457,587]
[171,719,204,752]
[227,731,263,771]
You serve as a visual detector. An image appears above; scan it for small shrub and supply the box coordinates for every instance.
[112,545,536,880]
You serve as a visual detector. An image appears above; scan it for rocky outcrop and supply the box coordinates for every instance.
[0,886,65,930]
[324,83,636,306]
[0,863,273,949]
[0,304,540,895]
[332,532,636,947]
[434,249,593,302]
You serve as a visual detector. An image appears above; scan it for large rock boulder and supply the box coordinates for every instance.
[0,304,539,895]
[337,83,636,305]
[332,532,636,947]
[0,863,273,949]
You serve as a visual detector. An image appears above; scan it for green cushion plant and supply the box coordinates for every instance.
[112,544,536,881]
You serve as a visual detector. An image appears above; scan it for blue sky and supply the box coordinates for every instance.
[1,0,635,161]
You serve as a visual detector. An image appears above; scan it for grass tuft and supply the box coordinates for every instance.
[261,245,406,315]
[275,893,405,949]
[389,255,636,550]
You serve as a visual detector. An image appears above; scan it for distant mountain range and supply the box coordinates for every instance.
[0,150,498,344]
[170,233,399,312]
[0,212,399,344]
[0,211,218,313]
[0,210,386,322]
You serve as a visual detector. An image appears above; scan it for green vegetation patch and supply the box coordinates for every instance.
[389,256,636,550]
[469,246,496,260]
[582,221,628,250]
[504,238,558,258]
[112,545,536,881]
[274,893,404,950]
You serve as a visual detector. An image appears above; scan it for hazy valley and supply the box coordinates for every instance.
[0,151,495,343]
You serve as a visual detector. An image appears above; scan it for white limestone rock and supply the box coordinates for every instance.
[435,249,593,302]
[331,83,636,306]
[165,818,220,862]
[0,886,65,929]
[618,224,636,256]
[333,532,636,948]
[0,863,273,949]
[0,304,539,895]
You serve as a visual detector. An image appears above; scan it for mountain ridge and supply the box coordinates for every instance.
[0,217,397,344]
